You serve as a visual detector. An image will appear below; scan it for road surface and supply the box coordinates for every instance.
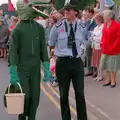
[0,59,120,120]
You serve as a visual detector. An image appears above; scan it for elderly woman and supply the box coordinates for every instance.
[91,13,104,81]
[0,19,9,58]
[100,10,120,88]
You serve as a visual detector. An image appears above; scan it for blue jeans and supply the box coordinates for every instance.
[49,76,55,83]
[8,11,14,19]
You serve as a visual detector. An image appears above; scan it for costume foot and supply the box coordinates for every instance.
[19,115,26,120]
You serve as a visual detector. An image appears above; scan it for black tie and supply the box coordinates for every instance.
[69,23,78,57]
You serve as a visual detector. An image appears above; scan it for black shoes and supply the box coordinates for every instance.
[103,82,111,86]
[0,56,4,58]
[85,72,93,76]
[103,82,116,88]
[111,84,116,88]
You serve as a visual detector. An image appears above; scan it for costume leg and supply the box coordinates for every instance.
[28,66,41,120]
[18,114,26,120]
[71,58,87,120]
[56,58,71,120]
[18,69,31,120]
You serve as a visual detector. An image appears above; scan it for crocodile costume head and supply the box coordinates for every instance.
[17,0,50,20]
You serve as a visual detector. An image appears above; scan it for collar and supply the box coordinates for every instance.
[65,19,78,31]
[64,19,78,33]
[66,18,77,26]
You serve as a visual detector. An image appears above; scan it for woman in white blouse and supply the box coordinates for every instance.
[91,13,104,81]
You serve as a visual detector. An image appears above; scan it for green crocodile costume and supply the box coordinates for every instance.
[8,0,50,120]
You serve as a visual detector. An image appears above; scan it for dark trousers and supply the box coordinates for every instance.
[56,57,87,120]
[85,44,92,72]
[18,63,41,120]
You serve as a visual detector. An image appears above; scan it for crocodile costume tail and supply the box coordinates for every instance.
[17,0,51,20]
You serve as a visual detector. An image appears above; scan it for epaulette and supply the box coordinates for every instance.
[55,21,63,28]
[55,22,63,28]
[78,22,86,28]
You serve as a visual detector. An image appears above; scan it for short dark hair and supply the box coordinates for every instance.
[85,6,94,15]
[58,9,64,16]
[77,10,82,19]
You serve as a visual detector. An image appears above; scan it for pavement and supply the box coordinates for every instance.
[84,74,120,120]
[0,59,120,120]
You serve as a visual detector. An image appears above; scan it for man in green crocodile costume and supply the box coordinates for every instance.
[8,0,50,120]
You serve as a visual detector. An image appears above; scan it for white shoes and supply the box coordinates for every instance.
[52,81,59,87]
[94,76,103,82]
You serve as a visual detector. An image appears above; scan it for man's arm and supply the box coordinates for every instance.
[8,28,20,84]
[49,25,58,55]
[49,25,58,47]
[8,29,19,66]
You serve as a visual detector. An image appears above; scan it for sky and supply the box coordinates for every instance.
[0,0,17,7]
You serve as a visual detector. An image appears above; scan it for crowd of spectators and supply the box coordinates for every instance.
[0,0,120,88]
[0,8,18,59]
[41,2,120,88]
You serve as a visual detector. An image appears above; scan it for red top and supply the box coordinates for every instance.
[100,20,120,55]
[8,24,16,32]
[8,3,14,11]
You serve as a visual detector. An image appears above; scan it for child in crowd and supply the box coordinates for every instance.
[49,49,58,87]
[8,0,14,19]
[45,16,57,45]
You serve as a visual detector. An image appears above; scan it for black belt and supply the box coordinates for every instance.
[58,56,80,59]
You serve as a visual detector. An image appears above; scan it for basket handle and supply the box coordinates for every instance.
[8,82,23,94]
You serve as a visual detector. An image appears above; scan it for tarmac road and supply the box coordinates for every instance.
[1,59,119,120]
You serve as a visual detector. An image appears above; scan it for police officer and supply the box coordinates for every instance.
[49,4,88,120]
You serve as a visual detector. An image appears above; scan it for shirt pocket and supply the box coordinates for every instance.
[75,34,83,47]
[57,33,68,49]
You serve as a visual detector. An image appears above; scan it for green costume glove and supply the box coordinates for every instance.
[9,65,20,85]
[43,61,50,82]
